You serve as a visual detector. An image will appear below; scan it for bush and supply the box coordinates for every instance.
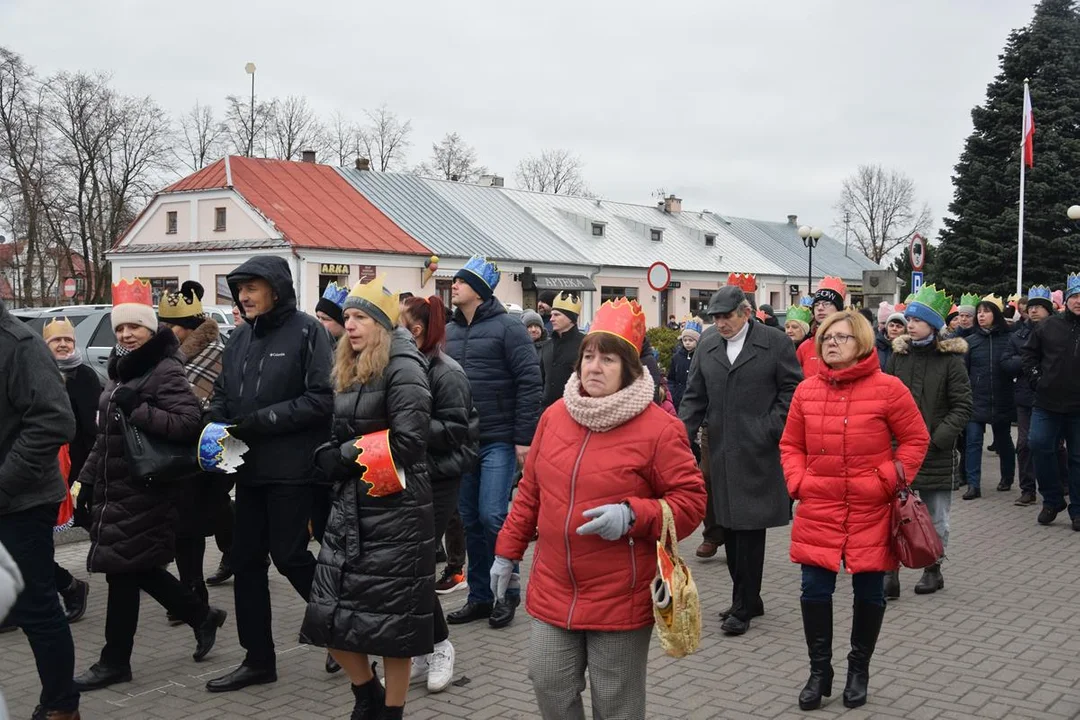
[647,326,681,373]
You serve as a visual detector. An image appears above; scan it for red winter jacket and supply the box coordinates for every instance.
[780,352,929,573]
[797,338,823,379]
[495,401,706,631]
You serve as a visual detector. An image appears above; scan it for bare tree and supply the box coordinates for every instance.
[327,110,359,166]
[267,95,327,161]
[515,149,591,196]
[834,164,933,264]
[415,132,487,182]
[176,100,224,172]
[356,105,412,172]
[223,93,272,157]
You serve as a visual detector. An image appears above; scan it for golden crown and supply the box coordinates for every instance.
[343,275,400,330]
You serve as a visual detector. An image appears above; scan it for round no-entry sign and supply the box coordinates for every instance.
[647,261,671,292]
[63,278,77,298]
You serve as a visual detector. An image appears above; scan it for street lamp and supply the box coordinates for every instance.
[798,225,824,296]
[1068,205,1080,229]
[244,62,256,157]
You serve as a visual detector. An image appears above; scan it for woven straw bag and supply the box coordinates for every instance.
[651,499,701,658]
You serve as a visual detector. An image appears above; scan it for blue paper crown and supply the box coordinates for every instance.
[1066,273,1080,300]
[461,255,500,291]
[1028,285,1052,302]
[321,281,349,308]
[684,320,703,334]
[799,295,814,307]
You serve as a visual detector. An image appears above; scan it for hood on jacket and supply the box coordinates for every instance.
[891,334,968,356]
[227,255,297,325]
[818,350,880,384]
[108,326,181,383]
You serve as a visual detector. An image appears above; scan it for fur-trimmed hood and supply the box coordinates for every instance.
[107,326,182,382]
[178,317,221,362]
[891,334,968,356]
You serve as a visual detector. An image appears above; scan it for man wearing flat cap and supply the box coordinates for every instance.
[679,285,802,636]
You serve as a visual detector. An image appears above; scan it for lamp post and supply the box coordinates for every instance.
[244,62,256,157]
[797,225,824,296]
[1068,204,1080,229]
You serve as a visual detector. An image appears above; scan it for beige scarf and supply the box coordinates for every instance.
[562,371,655,432]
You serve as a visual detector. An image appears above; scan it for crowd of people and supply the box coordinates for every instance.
[1,255,1077,719]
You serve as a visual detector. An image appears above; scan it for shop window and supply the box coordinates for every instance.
[689,289,715,318]
[600,286,639,304]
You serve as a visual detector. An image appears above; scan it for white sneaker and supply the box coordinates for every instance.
[410,654,430,685]
[427,640,455,693]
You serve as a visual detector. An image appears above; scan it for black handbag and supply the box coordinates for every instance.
[117,369,197,482]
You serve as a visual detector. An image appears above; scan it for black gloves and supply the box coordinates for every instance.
[112,386,139,414]
[228,416,257,440]
[73,484,93,530]
[314,443,353,483]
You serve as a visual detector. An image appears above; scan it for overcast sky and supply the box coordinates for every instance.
[1,0,1036,249]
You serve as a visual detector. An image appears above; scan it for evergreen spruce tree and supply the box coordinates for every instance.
[933,0,1080,296]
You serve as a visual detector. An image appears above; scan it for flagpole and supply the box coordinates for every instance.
[1017,79,1028,297]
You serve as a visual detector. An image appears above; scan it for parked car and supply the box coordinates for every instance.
[12,303,234,383]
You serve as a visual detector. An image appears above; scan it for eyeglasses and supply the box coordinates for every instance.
[821,333,854,346]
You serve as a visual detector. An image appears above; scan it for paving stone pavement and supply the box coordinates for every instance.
[3,447,1080,720]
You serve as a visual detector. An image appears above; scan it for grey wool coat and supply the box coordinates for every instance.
[679,320,802,531]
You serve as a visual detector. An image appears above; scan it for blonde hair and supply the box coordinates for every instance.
[815,310,875,362]
[332,325,392,392]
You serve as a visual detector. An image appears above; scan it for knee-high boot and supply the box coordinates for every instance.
[799,600,833,711]
[843,601,886,708]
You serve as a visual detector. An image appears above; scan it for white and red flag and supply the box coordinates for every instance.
[1022,83,1035,167]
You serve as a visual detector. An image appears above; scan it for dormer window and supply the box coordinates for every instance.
[705,234,716,247]
[591,222,605,237]
[650,228,663,242]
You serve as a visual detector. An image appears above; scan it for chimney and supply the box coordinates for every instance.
[301,150,316,163]
[355,157,371,171]
[477,174,505,188]
[663,194,682,214]
[787,214,798,225]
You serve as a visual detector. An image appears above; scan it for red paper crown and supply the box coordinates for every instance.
[112,278,153,306]
[589,297,647,352]
[349,429,405,498]
[726,272,758,293]
[816,276,847,299]
[755,309,767,322]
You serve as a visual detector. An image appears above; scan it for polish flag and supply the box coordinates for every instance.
[1022,84,1035,168]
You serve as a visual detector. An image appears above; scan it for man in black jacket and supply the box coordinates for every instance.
[445,256,542,629]
[1022,275,1080,530]
[0,299,80,719]
[205,256,335,692]
[539,291,584,410]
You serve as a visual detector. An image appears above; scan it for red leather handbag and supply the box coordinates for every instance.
[890,461,944,569]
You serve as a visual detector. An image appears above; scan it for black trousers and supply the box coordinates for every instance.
[430,479,462,645]
[699,430,723,545]
[0,503,79,713]
[233,483,317,670]
[101,567,208,667]
[54,562,74,593]
[311,485,332,544]
[722,527,766,622]
[175,491,235,592]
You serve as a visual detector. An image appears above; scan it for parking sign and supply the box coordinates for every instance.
[911,271,924,294]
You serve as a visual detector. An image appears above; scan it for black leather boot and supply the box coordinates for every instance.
[73,662,132,691]
[350,662,386,720]
[843,601,886,708]
[382,707,404,720]
[883,571,900,600]
[60,578,90,623]
[798,600,833,711]
[913,564,944,594]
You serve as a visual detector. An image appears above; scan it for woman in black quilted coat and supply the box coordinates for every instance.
[302,280,434,720]
[73,313,227,692]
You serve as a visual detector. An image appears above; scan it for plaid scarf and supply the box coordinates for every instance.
[179,319,224,407]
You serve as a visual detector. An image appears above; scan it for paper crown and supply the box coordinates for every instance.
[112,278,152,306]
[1007,293,1021,305]
[906,284,953,323]
[683,319,704,335]
[799,295,814,307]
[342,429,406,498]
[42,317,77,343]
[814,276,847,307]
[726,272,758,293]
[320,281,349,309]
[343,275,399,330]
[553,291,582,316]
[460,255,500,292]
[1067,273,1080,300]
[947,304,959,317]
[1028,285,1053,303]
[158,288,204,319]
[894,303,907,313]
[786,305,812,325]
[588,297,647,353]
[981,293,1004,311]
[198,423,249,474]
[958,293,980,309]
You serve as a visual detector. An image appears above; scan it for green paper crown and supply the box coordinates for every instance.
[959,292,980,308]
[904,293,916,304]
[909,284,952,321]
[785,305,812,325]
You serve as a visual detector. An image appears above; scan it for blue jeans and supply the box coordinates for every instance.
[801,565,885,607]
[459,442,520,604]
[1029,407,1080,518]
[965,420,1015,490]
[0,503,79,713]
[918,489,952,552]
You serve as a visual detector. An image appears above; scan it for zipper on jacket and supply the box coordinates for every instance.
[628,537,637,591]
[254,356,266,397]
[563,430,592,630]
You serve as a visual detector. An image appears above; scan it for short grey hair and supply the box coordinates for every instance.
[738,299,753,314]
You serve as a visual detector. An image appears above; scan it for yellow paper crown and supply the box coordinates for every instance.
[158,289,204,319]
[343,275,400,330]
[553,291,582,316]
[43,317,77,343]
[981,293,1004,311]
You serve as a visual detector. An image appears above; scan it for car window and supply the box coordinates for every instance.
[208,309,227,325]
[89,315,115,348]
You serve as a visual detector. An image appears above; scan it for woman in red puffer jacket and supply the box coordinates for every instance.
[780,310,928,713]
[494,299,706,720]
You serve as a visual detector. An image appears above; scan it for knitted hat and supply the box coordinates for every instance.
[957,293,979,316]
[315,281,348,327]
[680,320,703,341]
[454,256,500,301]
[521,310,544,329]
[904,285,952,331]
[343,275,399,330]
[112,278,157,332]
[537,290,557,307]
[886,312,906,327]
[43,317,76,344]
[877,301,893,325]
[813,277,847,312]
